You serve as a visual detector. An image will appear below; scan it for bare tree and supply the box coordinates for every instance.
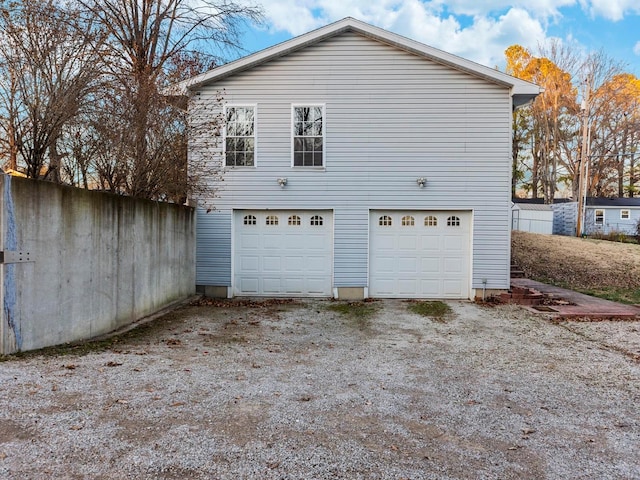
[73,0,262,200]
[0,0,105,180]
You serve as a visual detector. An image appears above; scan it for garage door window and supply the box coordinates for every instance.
[266,215,279,225]
[379,215,392,226]
[401,215,415,226]
[243,215,257,225]
[424,215,437,226]
[447,216,461,227]
[310,215,324,226]
[288,215,301,225]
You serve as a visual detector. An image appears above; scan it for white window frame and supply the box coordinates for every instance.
[621,209,630,220]
[291,104,325,169]
[594,209,604,225]
[223,104,257,168]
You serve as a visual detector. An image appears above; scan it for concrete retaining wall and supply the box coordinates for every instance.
[1,174,195,354]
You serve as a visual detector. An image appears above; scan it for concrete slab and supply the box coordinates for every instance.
[511,278,640,319]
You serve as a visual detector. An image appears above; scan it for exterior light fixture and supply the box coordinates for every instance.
[277,177,288,188]
[416,177,427,188]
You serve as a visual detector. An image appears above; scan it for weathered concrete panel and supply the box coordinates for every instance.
[1,175,195,354]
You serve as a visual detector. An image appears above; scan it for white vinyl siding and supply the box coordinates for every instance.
[191,32,513,293]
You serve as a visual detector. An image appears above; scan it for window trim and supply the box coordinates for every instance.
[594,209,604,225]
[291,103,326,169]
[621,209,630,220]
[223,104,257,168]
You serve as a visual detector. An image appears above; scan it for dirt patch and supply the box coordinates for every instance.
[1,300,639,479]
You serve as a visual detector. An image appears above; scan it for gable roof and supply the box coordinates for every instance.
[586,197,640,207]
[175,17,541,106]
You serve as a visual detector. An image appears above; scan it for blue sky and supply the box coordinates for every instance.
[236,0,640,76]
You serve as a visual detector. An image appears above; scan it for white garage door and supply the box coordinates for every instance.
[369,210,471,298]
[234,210,333,296]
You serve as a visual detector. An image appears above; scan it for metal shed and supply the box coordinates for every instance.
[511,203,554,234]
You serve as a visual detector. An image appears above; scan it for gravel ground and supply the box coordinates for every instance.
[1,299,639,480]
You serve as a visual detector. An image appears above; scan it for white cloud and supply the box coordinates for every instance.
[261,1,327,35]
[583,0,640,20]
[430,0,576,19]
[634,41,640,56]
[260,1,549,67]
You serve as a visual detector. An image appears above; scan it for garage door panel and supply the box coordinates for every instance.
[398,235,417,250]
[239,278,259,294]
[420,280,441,296]
[263,256,282,272]
[240,255,259,272]
[262,278,283,293]
[241,234,260,249]
[398,257,418,273]
[306,278,330,294]
[443,235,464,251]
[284,256,304,272]
[443,280,464,296]
[375,235,396,250]
[306,234,328,250]
[283,277,304,293]
[444,257,464,274]
[376,256,396,273]
[263,234,283,249]
[306,256,328,273]
[420,235,440,250]
[396,279,417,295]
[284,234,306,250]
[421,257,440,273]
[370,210,470,298]
[234,210,333,296]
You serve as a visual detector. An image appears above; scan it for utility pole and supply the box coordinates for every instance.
[576,80,590,237]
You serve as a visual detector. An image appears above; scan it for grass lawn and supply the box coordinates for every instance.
[511,231,640,304]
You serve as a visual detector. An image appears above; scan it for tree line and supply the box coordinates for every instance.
[507,42,640,202]
[2,3,638,203]
[0,0,261,201]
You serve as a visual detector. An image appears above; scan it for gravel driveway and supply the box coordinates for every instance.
[1,299,639,479]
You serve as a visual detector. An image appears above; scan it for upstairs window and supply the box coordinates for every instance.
[293,105,324,167]
[621,209,630,220]
[225,106,255,167]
